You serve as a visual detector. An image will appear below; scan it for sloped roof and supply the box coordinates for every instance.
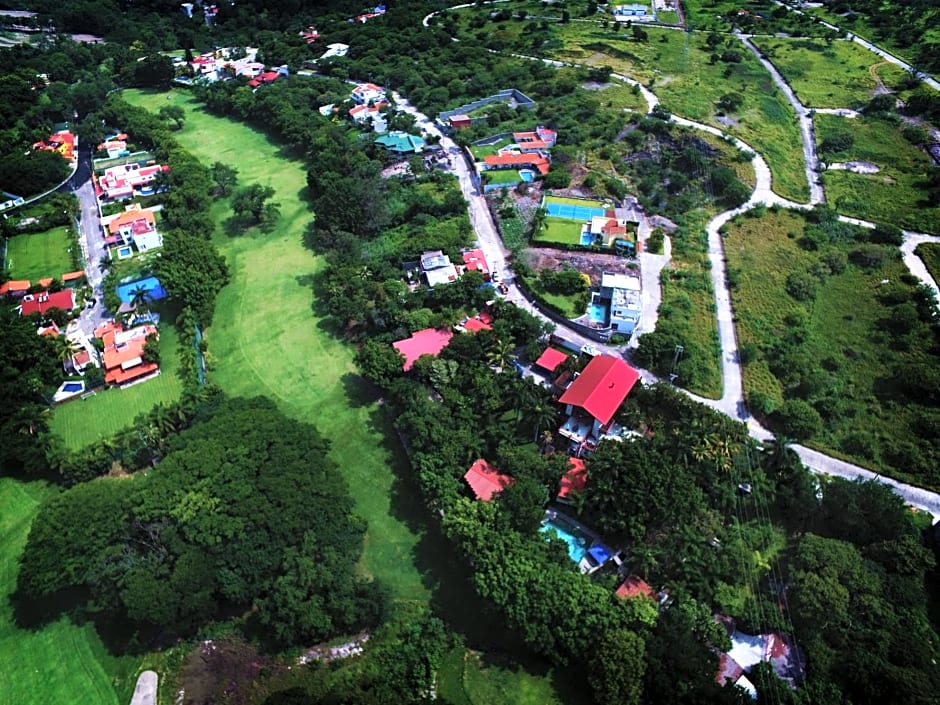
[558,457,587,499]
[392,328,453,371]
[464,458,514,501]
[461,317,492,333]
[20,290,75,316]
[558,355,639,426]
[615,576,656,601]
[534,347,568,373]
[461,248,489,274]
[483,152,550,175]
[0,280,31,295]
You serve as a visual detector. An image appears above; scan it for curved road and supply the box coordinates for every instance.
[417,6,940,517]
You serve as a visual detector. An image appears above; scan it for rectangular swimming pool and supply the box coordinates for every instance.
[540,516,592,564]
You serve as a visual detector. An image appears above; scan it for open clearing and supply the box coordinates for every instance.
[4,227,74,281]
[0,478,144,705]
[50,324,184,450]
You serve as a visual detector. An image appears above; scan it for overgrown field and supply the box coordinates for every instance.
[815,113,940,232]
[916,242,940,284]
[50,324,184,449]
[725,208,940,487]
[751,37,909,108]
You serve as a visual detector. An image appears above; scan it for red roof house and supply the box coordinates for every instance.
[392,328,454,371]
[461,317,492,333]
[0,280,31,297]
[558,457,587,501]
[461,248,489,277]
[464,458,514,501]
[20,290,75,317]
[534,347,568,374]
[558,355,639,428]
[483,152,550,175]
[98,322,159,385]
[449,114,472,130]
[616,576,656,601]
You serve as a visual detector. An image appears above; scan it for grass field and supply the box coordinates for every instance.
[724,208,940,480]
[751,37,909,109]
[535,217,584,245]
[815,113,940,232]
[484,169,525,185]
[4,227,74,281]
[916,243,940,285]
[655,10,680,24]
[50,325,184,449]
[0,478,145,705]
[469,139,511,159]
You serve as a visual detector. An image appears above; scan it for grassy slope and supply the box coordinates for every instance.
[916,242,940,284]
[122,88,581,702]
[0,478,144,705]
[50,325,184,449]
[815,113,940,232]
[5,227,73,281]
[751,37,908,108]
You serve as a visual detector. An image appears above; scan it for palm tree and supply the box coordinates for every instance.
[486,339,515,370]
[129,285,152,313]
[530,400,559,443]
[52,335,81,368]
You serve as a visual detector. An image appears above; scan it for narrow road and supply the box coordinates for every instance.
[129,671,157,705]
[71,146,109,337]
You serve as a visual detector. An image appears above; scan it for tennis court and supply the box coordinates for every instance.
[542,197,607,221]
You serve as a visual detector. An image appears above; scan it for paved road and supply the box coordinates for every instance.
[129,671,157,705]
[69,146,110,336]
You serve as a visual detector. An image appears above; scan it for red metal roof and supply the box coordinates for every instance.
[392,328,454,371]
[464,459,514,501]
[534,347,568,373]
[558,457,587,499]
[462,317,492,333]
[20,290,75,316]
[558,355,639,426]
[615,576,655,601]
[461,248,489,274]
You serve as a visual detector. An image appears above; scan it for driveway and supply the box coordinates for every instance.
[129,671,157,705]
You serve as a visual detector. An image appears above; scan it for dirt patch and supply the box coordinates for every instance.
[181,638,281,705]
[525,247,639,287]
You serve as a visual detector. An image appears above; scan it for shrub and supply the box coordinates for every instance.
[775,399,822,439]
[786,272,817,301]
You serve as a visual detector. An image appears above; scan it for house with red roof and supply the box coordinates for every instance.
[351,82,386,105]
[464,458,514,501]
[98,163,168,200]
[0,280,31,298]
[461,248,490,278]
[248,70,280,88]
[615,575,657,602]
[483,152,550,176]
[513,126,558,151]
[33,130,75,161]
[458,312,493,333]
[534,347,569,375]
[392,328,454,371]
[558,355,640,446]
[19,289,76,317]
[558,457,587,502]
[448,114,472,130]
[96,321,159,386]
[102,204,163,254]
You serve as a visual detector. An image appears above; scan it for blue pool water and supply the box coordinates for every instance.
[589,302,608,325]
[543,200,607,221]
[541,518,591,564]
[579,231,595,246]
[117,276,168,304]
[117,246,133,258]
[519,169,535,183]
[62,382,84,393]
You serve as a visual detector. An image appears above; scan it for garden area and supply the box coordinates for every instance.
[122,88,580,703]
[815,113,940,232]
[750,37,910,108]
[3,226,75,281]
[724,207,940,487]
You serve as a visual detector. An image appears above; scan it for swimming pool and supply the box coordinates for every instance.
[116,246,133,259]
[541,517,592,564]
[62,382,84,393]
[543,199,607,221]
[53,379,85,403]
[117,276,168,304]
[589,301,608,325]
[519,169,536,183]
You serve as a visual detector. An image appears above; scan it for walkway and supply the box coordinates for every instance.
[129,671,157,705]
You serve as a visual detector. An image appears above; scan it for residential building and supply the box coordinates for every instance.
[318,43,349,61]
[103,204,163,253]
[248,70,281,88]
[98,134,129,159]
[558,355,640,447]
[392,328,454,371]
[461,248,490,278]
[19,289,75,317]
[98,163,168,200]
[457,310,493,333]
[374,131,425,154]
[615,576,656,601]
[448,114,471,130]
[600,272,641,334]
[420,250,459,288]
[533,347,569,375]
[482,151,550,176]
[33,130,75,161]
[351,82,386,106]
[512,126,557,151]
[95,320,160,386]
[557,457,587,503]
[464,458,514,501]
[0,280,31,298]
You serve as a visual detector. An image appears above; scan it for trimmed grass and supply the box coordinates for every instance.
[50,325,184,449]
[469,138,512,159]
[5,227,74,281]
[535,217,584,245]
[0,478,144,705]
[484,169,525,185]
[724,209,940,484]
[815,113,940,232]
[916,243,940,285]
[655,10,680,24]
[751,37,909,109]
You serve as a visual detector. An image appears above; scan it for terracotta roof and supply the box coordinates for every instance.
[558,355,639,427]
[0,280,31,295]
[558,457,587,499]
[20,290,75,316]
[483,152,550,175]
[37,277,54,288]
[615,576,656,601]
[392,328,454,371]
[464,458,514,501]
[106,208,156,236]
[61,270,86,282]
[461,248,489,274]
[534,347,568,373]
[462,317,492,333]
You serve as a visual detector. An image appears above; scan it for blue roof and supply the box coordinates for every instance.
[588,544,613,564]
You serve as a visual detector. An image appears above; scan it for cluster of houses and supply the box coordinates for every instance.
[174,46,289,88]
[350,4,386,23]
[405,247,492,289]
[468,126,558,191]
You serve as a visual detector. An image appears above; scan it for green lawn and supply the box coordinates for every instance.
[484,169,525,185]
[815,113,940,232]
[751,37,909,109]
[655,10,680,24]
[0,478,145,705]
[50,325,184,449]
[469,138,511,159]
[4,227,74,281]
[535,217,584,245]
